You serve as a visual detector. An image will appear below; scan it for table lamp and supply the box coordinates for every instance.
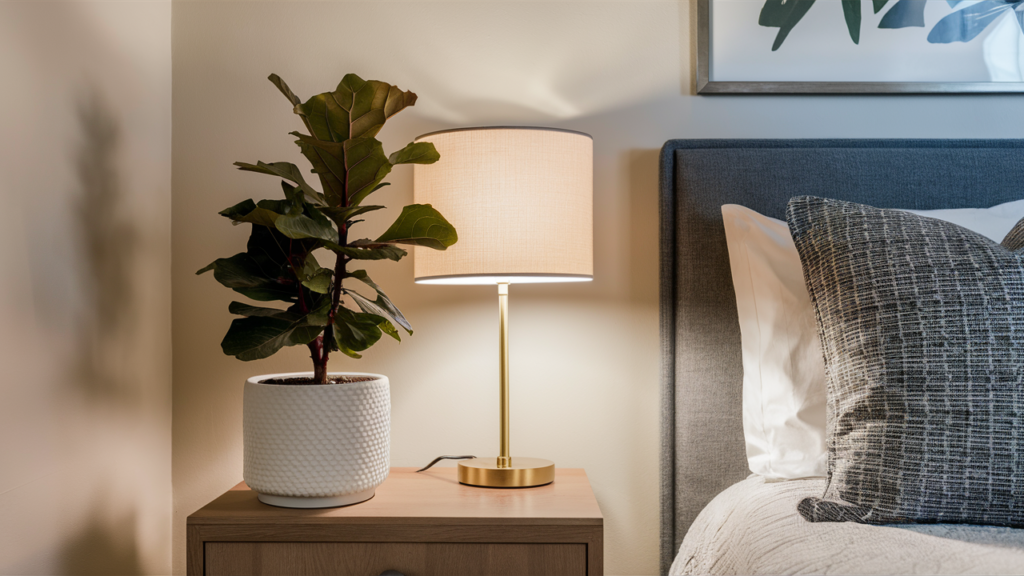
[413,126,593,488]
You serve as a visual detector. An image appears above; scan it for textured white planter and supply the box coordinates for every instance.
[243,372,390,508]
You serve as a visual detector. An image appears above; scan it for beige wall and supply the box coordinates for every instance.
[0,1,172,574]
[171,2,1024,575]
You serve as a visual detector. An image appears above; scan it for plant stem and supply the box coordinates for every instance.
[319,222,348,385]
[311,116,350,386]
[309,336,326,383]
[298,98,330,384]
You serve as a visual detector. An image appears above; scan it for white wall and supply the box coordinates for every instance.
[0,2,172,574]
[171,2,1024,575]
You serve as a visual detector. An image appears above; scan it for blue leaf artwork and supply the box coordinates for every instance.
[758,0,1024,49]
[759,0,818,51]
[928,0,1024,43]
[878,0,927,28]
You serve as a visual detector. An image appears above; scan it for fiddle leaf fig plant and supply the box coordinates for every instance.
[198,73,457,384]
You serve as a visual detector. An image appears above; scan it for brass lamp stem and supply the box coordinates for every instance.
[454,281,554,488]
[497,282,511,469]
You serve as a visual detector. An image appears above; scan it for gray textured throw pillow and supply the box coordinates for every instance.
[1002,218,1024,251]
[788,196,1024,528]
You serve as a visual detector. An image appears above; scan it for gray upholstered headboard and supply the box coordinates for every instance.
[658,139,1024,574]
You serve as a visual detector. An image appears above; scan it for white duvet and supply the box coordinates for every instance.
[671,475,1024,575]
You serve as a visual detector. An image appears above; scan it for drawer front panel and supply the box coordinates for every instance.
[205,542,587,576]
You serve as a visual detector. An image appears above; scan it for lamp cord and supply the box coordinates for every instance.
[415,455,477,472]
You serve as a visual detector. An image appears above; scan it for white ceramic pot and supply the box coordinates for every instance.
[243,372,390,508]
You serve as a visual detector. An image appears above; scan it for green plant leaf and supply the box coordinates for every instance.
[344,138,394,206]
[334,347,362,359]
[219,199,283,228]
[256,198,293,214]
[320,204,385,225]
[242,225,320,301]
[388,142,440,165]
[274,205,338,244]
[196,253,295,302]
[296,252,331,293]
[246,214,317,262]
[333,306,385,354]
[330,241,408,261]
[302,268,333,294]
[219,199,257,220]
[291,133,393,208]
[375,204,458,250]
[290,75,415,207]
[268,73,301,107]
[345,290,405,339]
[300,252,321,276]
[293,136,346,207]
[377,318,401,342]
[348,269,412,333]
[234,161,325,205]
[842,0,861,43]
[873,0,889,13]
[221,315,323,361]
[227,301,301,321]
[305,299,332,326]
[274,234,333,295]
[280,180,304,208]
[295,74,418,143]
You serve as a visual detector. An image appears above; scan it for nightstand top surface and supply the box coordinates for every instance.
[188,467,603,526]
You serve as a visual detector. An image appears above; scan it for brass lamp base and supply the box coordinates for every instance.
[457,457,555,488]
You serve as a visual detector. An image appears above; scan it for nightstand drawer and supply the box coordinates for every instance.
[205,542,587,576]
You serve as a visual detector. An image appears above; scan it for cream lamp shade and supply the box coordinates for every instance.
[412,127,593,284]
[412,126,593,489]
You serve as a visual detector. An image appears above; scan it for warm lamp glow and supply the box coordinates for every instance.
[412,127,593,284]
[411,126,593,488]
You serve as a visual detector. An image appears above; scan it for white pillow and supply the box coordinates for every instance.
[723,198,1024,481]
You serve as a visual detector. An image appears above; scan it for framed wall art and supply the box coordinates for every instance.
[697,0,1024,93]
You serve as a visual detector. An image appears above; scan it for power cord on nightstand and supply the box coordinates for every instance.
[415,455,476,472]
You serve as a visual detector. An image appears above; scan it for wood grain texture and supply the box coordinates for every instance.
[188,467,604,575]
[587,530,603,576]
[205,542,586,576]
[186,525,203,576]
[188,467,602,525]
[192,523,595,544]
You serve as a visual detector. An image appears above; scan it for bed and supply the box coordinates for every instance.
[658,139,1024,575]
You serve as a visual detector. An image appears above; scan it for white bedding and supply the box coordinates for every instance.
[671,475,1024,575]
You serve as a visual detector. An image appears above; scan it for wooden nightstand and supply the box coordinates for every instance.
[187,467,603,576]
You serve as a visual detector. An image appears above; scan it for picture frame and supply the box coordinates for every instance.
[697,0,1024,94]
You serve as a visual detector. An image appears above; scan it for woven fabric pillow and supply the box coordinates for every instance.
[1003,218,1024,251]
[722,200,1024,482]
[788,196,1024,527]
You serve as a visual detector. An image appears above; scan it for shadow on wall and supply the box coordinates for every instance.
[73,92,140,403]
[57,92,144,575]
[59,503,142,576]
